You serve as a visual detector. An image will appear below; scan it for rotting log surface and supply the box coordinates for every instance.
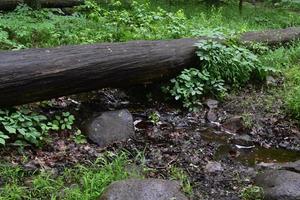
[0,0,84,10]
[0,27,299,106]
[241,26,300,45]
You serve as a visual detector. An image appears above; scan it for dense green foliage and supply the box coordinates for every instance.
[260,42,300,119]
[0,108,48,146]
[0,0,299,50]
[0,108,75,146]
[196,40,265,85]
[165,40,266,110]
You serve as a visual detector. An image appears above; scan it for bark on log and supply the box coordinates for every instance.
[0,0,84,10]
[0,27,299,107]
[241,26,300,45]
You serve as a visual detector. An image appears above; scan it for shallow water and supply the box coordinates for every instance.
[215,144,300,166]
[199,127,300,166]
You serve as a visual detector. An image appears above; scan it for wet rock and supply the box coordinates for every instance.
[23,161,38,171]
[205,161,223,173]
[207,110,218,122]
[85,109,134,147]
[222,116,245,133]
[99,179,188,200]
[255,170,300,200]
[206,99,219,109]
[260,160,300,173]
[266,76,277,86]
[278,160,300,173]
[231,134,254,146]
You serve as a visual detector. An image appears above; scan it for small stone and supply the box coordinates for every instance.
[206,99,219,109]
[204,161,223,173]
[99,179,188,200]
[23,161,38,171]
[266,76,277,86]
[231,134,254,146]
[84,109,134,147]
[207,110,218,122]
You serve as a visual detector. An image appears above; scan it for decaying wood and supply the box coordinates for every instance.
[0,27,299,106]
[0,0,84,10]
[241,26,300,45]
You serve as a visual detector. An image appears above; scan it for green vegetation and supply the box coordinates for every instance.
[0,0,299,50]
[165,39,266,110]
[0,0,300,199]
[0,108,75,146]
[260,41,300,119]
[242,113,254,129]
[148,111,160,125]
[169,166,193,196]
[0,152,140,200]
[240,185,264,200]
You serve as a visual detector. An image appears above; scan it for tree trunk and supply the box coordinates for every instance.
[0,0,84,10]
[0,27,299,107]
[25,0,41,10]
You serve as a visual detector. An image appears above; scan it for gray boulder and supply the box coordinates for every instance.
[277,160,300,173]
[255,169,300,200]
[205,99,219,109]
[85,109,134,147]
[99,179,188,200]
[257,160,300,173]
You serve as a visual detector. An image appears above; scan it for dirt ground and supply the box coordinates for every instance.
[1,85,300,199]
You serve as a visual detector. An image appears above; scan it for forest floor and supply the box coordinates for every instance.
[1,83,300,199]
[0,1,300,199]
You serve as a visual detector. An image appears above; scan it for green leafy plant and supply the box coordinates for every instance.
[51,112,75,131]
[195,40,265,86]
[164,68,226,110]
[0,108,50,146]
[241,185,264,200]
[72,129,87,144]
[164,39,268,111]
[0,108,76,146]
[148,111,160,125]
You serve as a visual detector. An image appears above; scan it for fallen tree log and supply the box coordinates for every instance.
[241,26,300,45]
[0,27,299,107]
[0,0,84,10]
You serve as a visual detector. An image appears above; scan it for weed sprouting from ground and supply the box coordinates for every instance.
[260,41,300,119]
[240,185,264,200]
[0,152,141,200]
[169,166,193,196]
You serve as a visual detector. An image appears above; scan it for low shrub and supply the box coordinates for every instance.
[164,39,267,111]
[0,108,75,146]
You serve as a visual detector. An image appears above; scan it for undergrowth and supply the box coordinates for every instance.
[0,0,299,50]
[164,39,268,111]
[260,41,300,119]
[0,107,75,147]
[0,152,138,200]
